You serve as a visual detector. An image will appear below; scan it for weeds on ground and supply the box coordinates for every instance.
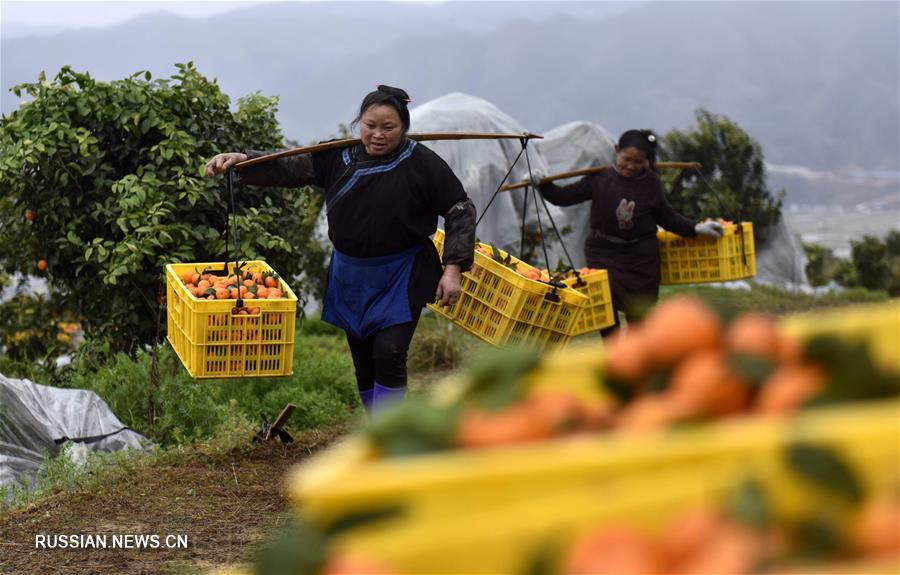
[56,330,358,447]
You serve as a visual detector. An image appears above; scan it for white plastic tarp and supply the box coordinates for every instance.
[0,375,149,498]
[411,92,572,268]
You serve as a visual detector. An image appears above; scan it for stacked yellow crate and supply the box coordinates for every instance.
[429,229,589,349]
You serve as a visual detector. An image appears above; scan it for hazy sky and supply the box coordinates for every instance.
[2,1,279,29]
[1,0,450,30]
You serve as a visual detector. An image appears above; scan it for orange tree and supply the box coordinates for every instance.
[0,63,327,355]
[660,109,784,244]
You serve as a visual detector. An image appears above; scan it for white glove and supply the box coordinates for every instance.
[695,220,724,238]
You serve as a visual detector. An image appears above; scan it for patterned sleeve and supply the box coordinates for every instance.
[420,147,476,272]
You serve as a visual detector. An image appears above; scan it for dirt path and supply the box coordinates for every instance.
[0,426,347,575]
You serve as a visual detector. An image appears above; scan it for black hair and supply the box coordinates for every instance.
[351,85,411,133]
[618,129,658,172]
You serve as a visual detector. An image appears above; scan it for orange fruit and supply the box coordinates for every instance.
[642,296,722,368]
[197,280,211,290]
[264,275,278,288]
[659,505,725,570]
[251,272,263,284]
[676,523,765,575]
[267,288,283,299]
[181,271,195,285]
[725,312,781,360]
[616,395,685,432]
[243,279,255,288]
[322,552,396,575]
[853,496,900,558]
[775,333,805,364]
[667,350,750,418]
[215,288,229,300]
[526,391,590,433]
[456,404,552,448]
[564,526,662,575]
[604,327,651,383]
[256,286,269,299]
[755,363,826,415]
[518,267,541,281]
[36,259,48,271]
[25,209,36,222]
[243,292,255,299]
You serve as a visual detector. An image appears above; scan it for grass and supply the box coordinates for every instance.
[661,283,890,316]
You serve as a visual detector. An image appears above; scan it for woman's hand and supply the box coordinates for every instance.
[435,264,462,307]
[204,152,248,177]
[695,220,724,238]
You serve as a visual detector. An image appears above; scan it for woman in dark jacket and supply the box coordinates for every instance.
[205,85,476,414]
[535,129,722,336]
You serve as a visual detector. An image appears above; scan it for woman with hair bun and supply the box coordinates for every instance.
[533,129,723,336]
[205,85,476,414]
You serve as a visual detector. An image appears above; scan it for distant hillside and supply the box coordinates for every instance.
[2,1,897,205]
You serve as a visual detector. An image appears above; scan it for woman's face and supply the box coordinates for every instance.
[360,104,404,156]
[615,146,649,178]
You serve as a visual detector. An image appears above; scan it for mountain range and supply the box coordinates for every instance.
[2,1,898,206]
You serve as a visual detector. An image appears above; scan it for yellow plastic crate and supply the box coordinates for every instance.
[428,229,589,350]
[659,221,756,284]
[289,400,899,529]
[560,269,615,335]
[325,440,899,575]
[289,301,900,527]
[165,260,298,379]
[781,300,900,374]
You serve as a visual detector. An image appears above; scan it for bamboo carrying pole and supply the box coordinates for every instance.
[498,161,703,192]
[235,132,544,169]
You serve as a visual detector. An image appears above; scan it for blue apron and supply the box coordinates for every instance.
[322,245,422,340]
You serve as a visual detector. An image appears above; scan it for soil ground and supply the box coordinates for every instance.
[0,425,348,575]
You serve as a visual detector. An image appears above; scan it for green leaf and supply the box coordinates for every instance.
[724,478,770,527]
[786,443,863,503]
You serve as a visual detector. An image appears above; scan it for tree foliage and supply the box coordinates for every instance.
[803,233,900,296]
[660,109,784,244]
[0,63,327,354]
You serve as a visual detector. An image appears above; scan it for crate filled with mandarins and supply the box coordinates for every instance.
[659,220,755,285]
[429,229,589,349]
[540,266,615,335]
[165,260,298,379]
[275,299,899,575]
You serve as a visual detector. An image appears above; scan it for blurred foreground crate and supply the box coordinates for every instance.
[165,260,297,378]
[781,299,900,374]
[659,221,755,284]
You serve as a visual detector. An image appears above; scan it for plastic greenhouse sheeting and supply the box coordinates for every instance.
[0,375,150,499]
[411,93,573,269]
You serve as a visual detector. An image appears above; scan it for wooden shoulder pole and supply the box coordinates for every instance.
[235,132,544,169]
[498,161,703,192]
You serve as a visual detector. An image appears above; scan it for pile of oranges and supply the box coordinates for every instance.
[561,494,900,575]
[180,269,285,302]
[605,295,822,431]
[474,243,591,283]
[418,295,896,450]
